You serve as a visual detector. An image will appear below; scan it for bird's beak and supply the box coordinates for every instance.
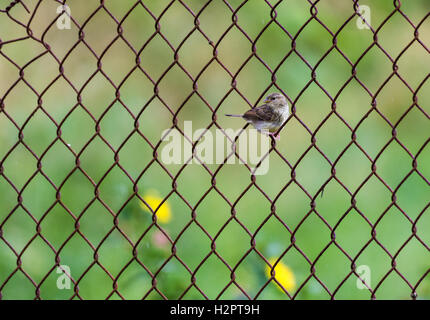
[263,99,270,103]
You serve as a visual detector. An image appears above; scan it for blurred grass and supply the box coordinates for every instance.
[0,0,429,299]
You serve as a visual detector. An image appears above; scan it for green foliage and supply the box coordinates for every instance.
[0,0,429,299]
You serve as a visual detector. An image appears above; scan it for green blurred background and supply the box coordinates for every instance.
[0,0,429,299]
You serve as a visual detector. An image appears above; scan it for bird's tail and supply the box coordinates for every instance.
[225,114,243,117]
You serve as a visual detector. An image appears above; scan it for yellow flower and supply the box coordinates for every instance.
[265,258,296,292]
[140,190,171,224]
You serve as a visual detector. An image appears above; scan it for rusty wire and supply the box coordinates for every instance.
[0,0,429,300]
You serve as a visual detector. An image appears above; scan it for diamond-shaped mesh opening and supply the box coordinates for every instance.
[0,0,428,300]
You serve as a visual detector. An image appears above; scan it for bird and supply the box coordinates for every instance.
[225,92,289,140]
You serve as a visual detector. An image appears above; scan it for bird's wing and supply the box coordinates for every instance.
[243,104,276,122]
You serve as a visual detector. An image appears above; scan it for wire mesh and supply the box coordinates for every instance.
[0,0,429,300]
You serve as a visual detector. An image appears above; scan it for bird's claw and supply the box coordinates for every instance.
[268,132,280,141]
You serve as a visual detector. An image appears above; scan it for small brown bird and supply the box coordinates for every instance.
[225,92,289,140]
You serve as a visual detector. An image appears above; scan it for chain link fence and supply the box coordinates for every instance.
[0,0,429,299]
